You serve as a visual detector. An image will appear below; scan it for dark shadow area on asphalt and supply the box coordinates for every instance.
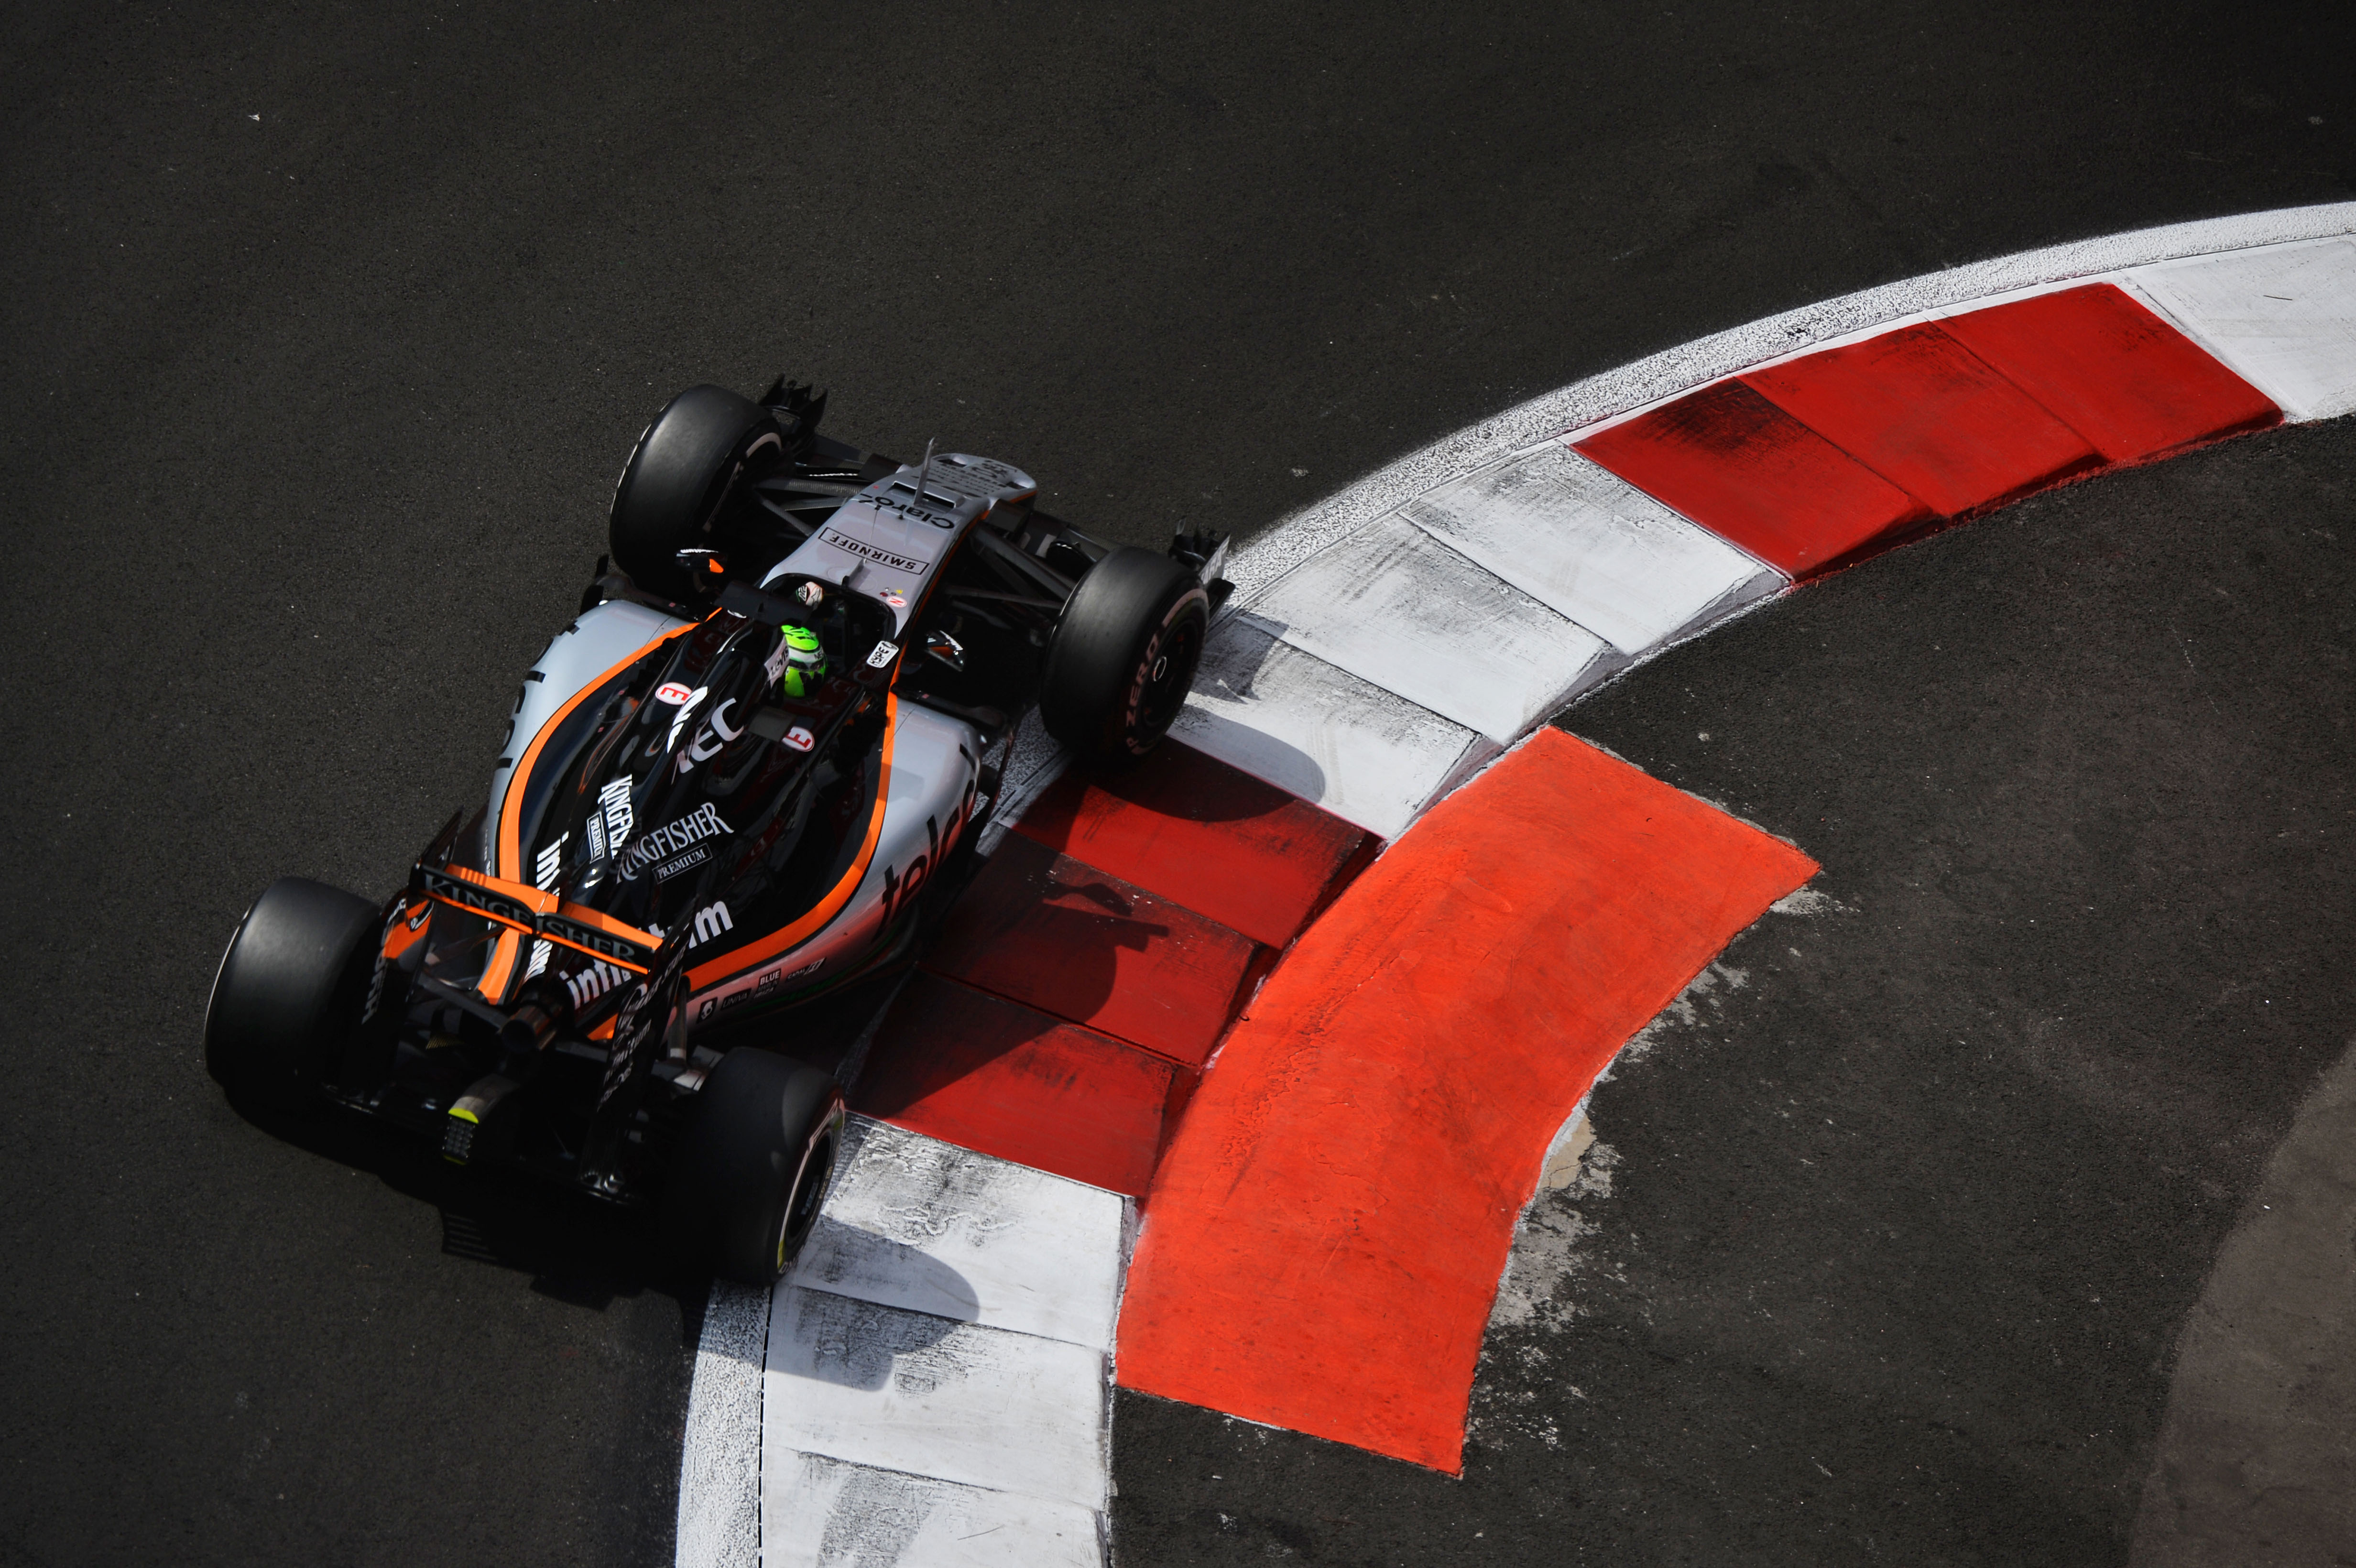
[214,958,921,1358]
[220,1088,706,1325]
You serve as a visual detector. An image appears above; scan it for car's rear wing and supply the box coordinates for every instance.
[408,814,663,975]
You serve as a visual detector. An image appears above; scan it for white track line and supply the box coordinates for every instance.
[677,200,2356,1567]
[675,1282,770,1568]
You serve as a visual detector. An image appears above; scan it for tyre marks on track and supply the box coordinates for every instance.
[686,1119,1127,1568]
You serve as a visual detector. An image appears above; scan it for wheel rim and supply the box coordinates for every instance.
[774,1121,838,1272]
[1131,613,1204,746]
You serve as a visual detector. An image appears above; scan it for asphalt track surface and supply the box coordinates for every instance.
[4,3,2354,1565]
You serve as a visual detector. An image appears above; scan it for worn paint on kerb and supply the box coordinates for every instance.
[764,1288,1109,1511]
[790,1119,1125,1350]
[763,1450,1102,1568]
[1247,512,1623,744]
[746,1118,1124,1568]
[1398,443,1782,654]
[1174,616,1493,840]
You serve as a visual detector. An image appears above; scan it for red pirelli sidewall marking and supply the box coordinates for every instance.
[1112,729,1818,1472]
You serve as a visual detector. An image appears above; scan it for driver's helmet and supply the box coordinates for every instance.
[778,623,828,697]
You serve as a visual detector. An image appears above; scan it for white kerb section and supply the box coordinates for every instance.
[2126,237,2356,423]
[764,1450,1101,1568]
[1177,438,1783,833]
[676,203,2356,1568]
[1399,444,1783,655]
[759,1119,1125,1568]
[1173,616,1497,841]
[1246,512,1624,744]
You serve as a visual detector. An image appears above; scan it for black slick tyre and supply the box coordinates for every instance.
[609,384,784,601]
[203,877,380,1113]
[1038,546,1211,762]
[665,1050,845,1284]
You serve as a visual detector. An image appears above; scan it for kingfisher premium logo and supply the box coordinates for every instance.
[614,802,732,882]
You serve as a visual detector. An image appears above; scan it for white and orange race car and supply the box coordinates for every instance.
[204,380,1226,1281]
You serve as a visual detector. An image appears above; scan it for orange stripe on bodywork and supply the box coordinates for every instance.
[478,931,525,1002]
[543,901,665,959]
[380,901,433,963]
[495,622,697,882]
[686,693,899,992]
[477,621,691,1003]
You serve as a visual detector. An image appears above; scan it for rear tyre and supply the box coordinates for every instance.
[665,1050,845,1284]
[609,384,784,601]
[204,877,380,1113]
[1038,547,1210,762]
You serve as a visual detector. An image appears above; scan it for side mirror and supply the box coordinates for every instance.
[673,547,727,598]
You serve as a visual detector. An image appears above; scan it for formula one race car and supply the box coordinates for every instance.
[205,380,1225,1281]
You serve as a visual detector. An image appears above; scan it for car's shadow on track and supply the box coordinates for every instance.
[219,966,923,1346]
[226,1088,706,1318]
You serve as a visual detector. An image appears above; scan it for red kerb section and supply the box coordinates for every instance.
[851,974,1177,1197]
[1113,729,1818,1472]
[1575,284,2280,582]
[1740,322,2103,517]
[850,742,1371,1197]
[922,832,1262,1068]
[1574,380,1929,578]
[1936,283,2279,464]
[1014,741,1373,948]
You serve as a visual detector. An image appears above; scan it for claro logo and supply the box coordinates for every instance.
[614,802,732,882]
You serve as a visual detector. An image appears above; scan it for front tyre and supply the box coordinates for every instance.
[1038,547,1210,762]
[608,384,784,601]
[204,877,380,1113]
[665,1050,845,1284]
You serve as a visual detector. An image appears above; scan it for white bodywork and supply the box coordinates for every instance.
[763,454,1037,638]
